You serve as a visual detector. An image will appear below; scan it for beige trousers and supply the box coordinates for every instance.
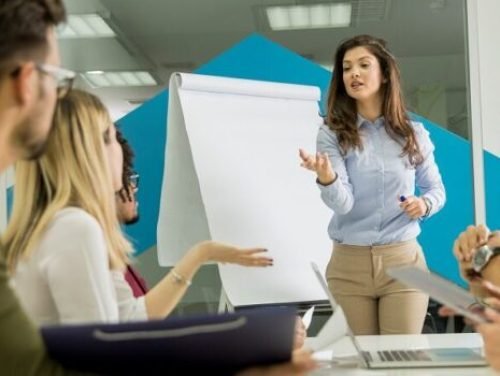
[326,239,429,335]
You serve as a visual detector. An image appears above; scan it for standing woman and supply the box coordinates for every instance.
[299,35,445,335]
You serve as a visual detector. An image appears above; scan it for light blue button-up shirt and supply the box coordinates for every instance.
[316,115,446,246]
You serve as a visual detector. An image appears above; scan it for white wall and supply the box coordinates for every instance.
[465,0,500,224]
[399,54,468,138]
[471,0,500,157]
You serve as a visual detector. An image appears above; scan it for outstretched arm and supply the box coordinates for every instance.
[144,241,272,319]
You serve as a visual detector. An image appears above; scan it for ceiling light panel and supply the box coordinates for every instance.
[266,3,352,30]
[82,71,157,88]
[58,14,116,39]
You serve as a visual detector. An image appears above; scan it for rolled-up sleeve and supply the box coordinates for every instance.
[414,123,446,217]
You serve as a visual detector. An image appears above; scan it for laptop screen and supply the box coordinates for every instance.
[311,262,337,310]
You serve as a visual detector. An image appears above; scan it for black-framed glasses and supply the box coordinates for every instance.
[128,172,139,190]
[35,63,76,99]
[115,172,139,202]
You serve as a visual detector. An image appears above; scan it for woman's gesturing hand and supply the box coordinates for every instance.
[299,149,336,185]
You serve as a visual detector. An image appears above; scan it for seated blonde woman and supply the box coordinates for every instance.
[3,89,273,325]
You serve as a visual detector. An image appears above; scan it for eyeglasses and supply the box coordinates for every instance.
[35,63,76,99]
[128,173,139,190]
[115,172,139,202]
[10,63,76,99]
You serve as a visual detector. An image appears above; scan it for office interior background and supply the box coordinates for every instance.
[1,0,499,330]
[62,0,472,137]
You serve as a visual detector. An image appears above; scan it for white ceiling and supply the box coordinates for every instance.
[61,0,467,120]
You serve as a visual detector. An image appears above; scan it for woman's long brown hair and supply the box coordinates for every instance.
[326,34,422,165]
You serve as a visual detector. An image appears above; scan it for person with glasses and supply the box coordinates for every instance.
[0,0,79,374]
[114,130,147,297]
[0,4,75,162]
[115,128,140,225]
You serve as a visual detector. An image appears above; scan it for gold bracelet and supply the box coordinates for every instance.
[171,270,192,286]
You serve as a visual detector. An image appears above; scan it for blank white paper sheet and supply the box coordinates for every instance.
[158,72,332,306]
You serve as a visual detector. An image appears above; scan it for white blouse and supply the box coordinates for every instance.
[12,207,147,326]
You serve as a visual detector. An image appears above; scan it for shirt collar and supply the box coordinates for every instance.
[357,114,385,128]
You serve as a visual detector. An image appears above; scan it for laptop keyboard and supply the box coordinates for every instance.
[375,350,432,362]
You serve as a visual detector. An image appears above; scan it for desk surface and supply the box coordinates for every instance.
[311,333,495,375]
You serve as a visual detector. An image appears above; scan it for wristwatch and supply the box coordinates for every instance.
[472,245,500,273]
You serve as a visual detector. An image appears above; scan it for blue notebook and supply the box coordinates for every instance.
[41,306,296,375]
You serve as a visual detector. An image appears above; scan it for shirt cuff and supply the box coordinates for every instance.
[316,176,336,187]
[421,196,433,218]
[316,176,342,196]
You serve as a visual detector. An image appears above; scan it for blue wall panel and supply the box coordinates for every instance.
[412,115,474,286]
[485,151,500,231]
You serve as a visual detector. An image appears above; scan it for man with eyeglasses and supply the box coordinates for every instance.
[1,9,74,163]
[0,1,78,374]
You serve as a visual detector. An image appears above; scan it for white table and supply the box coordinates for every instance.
[311,333,497,375]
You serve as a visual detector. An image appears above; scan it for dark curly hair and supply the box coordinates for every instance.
[115,126,135,201]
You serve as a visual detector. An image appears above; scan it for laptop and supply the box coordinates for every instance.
[311,262,486,368]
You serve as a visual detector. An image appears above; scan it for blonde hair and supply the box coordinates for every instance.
[3,89,131,271]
